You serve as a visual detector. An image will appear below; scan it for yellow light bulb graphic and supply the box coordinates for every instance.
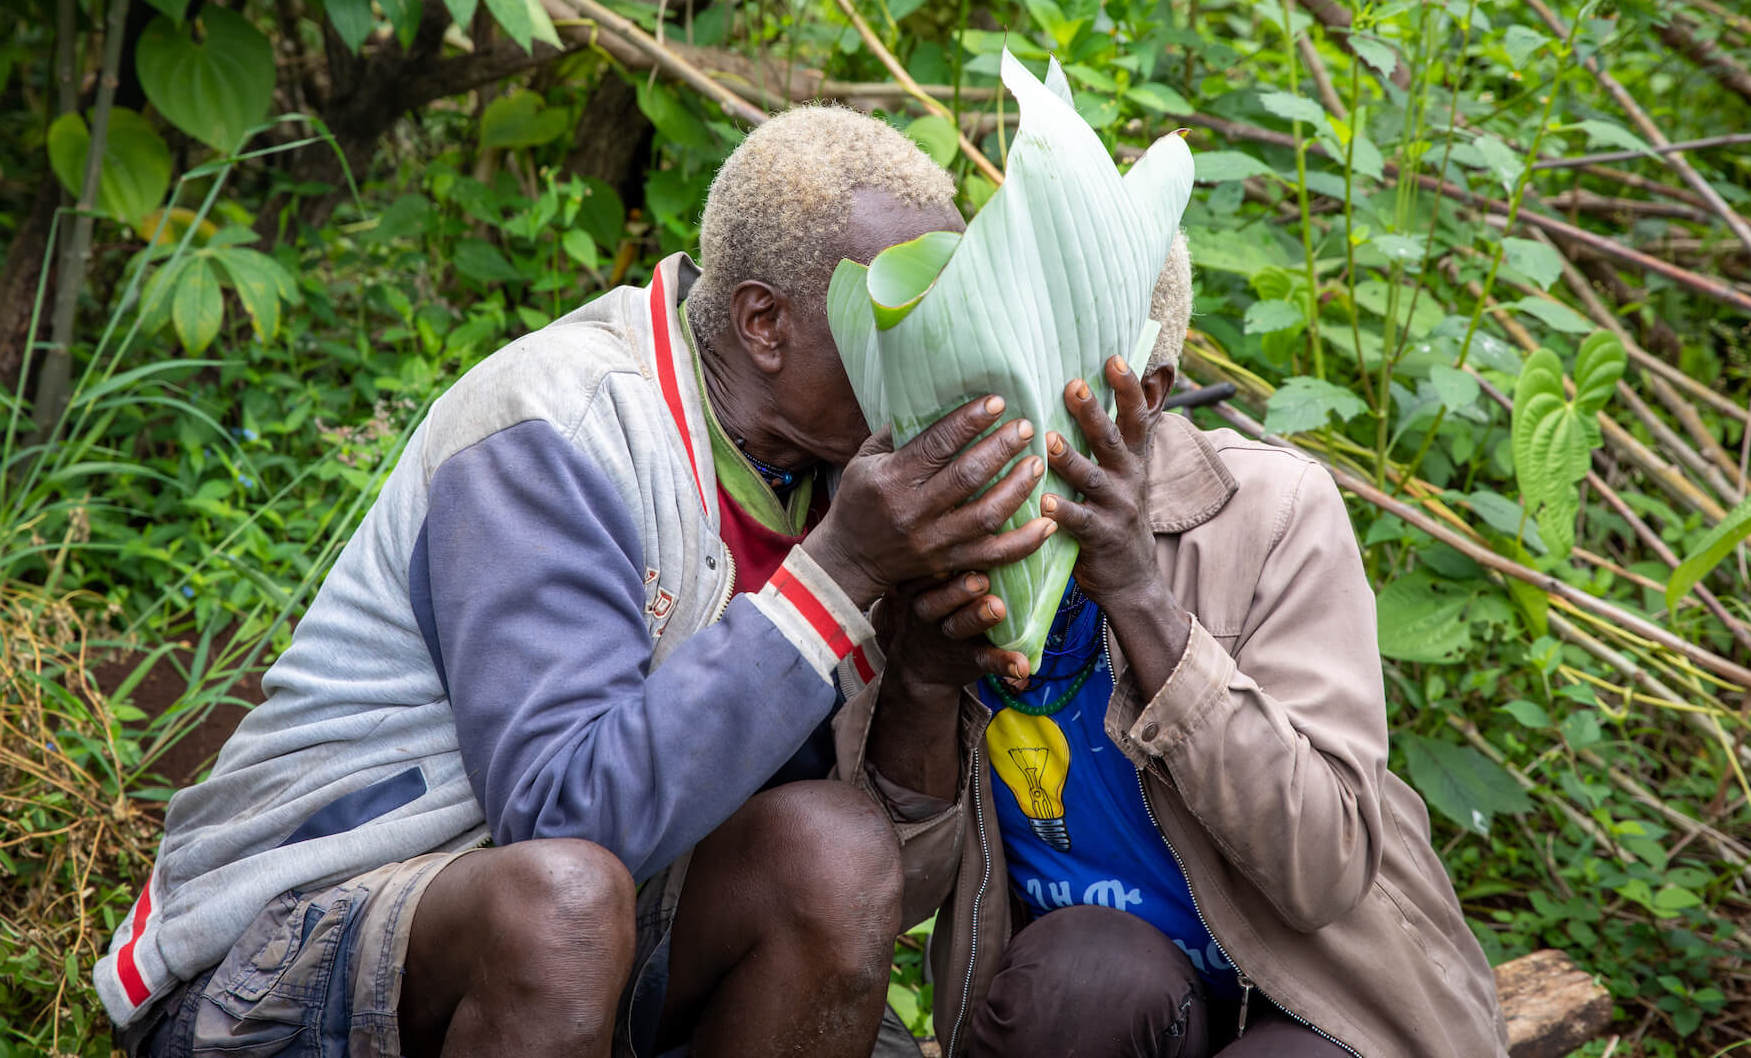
[985,708,1072,851]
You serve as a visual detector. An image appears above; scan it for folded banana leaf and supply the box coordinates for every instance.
[828,50,1195,667]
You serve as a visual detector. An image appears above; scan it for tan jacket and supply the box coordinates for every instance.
[836,413,1509,1058]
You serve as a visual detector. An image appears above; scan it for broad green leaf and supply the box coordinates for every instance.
[379,0,422,48]
[1194,150,1274,184]
[46,108,172,227]
[1263,376,1367,435]
[827,51,1194,666]
[1125,82,1190,115]
[1501,237,1562,290]
[1259,90,1325,125]
[483,0,534,50]
[904,114,960,167]
[1427,364,1479,412]
[867,229,960,329]
[1350,35,1397,78]
[1352,279,1443,337]
[211,246,296,343]
[1511,343,1622,556]
[1498,699,1550,728]
[442,0,479,28]
[1506,296,1592,335]
[1398,734,1532,835]
[1573,330,1626,411]
[172,258,223,353]
[561,229,599,269]
[1243,298,1303,335]
[1573,118,1655,159]
[1456,489,1547,553]
[1375,572,1472,663]
[1502,25,1549,67]
[574,178,626,247]
[1368,232,1424,263]
[1666,495,1751,614]
[137,10,274,153]
[453,239,523,283]
[480,91,570,149]
[637,80,717,155]
[325,0,375,52]
[1470,133,1523,193]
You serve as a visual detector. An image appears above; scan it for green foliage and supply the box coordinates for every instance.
[135,9,275,153]
[1511,333,1626,556]
[47,108,172,227]
[1666,496,1751,615]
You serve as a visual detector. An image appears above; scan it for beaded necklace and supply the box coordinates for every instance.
[734,437,798,493]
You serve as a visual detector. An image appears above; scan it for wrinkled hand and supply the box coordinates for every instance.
[877,573,1032,693]
[805,395,1057,609]
[1041,356,1160,613]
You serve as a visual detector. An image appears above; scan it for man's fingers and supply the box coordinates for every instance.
[974,645,1031,681]
[913,573,990,623]
[940,594,1006,640]
[1063,377,1127,467]
[920,417,1036,511]
[938,454,1045,540]
[941,517,1057,572]
[902,394,1008,473]
[860,424,895,456]
[1045,433,1108,497]
[1107,356,1150,449]
[1040,492,1098,541]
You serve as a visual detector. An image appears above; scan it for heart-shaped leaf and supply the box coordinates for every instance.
[1510,340,1623,557]
[173,257,223,353]
[479,91,571,150]
[46,108,172,227]
[137,9,274,153]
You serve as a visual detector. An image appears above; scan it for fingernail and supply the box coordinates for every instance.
[984,395,1005,415]
[1008,660,1026,679]
[1042,519,1059,537]
[1016,419,1035,441]
[964,573,985,592]
[1042,494,1057,514]
[1075,381,1091,401]
[1048,433,1066,456]
[982,603,998,621]
[1112,355,1130,374]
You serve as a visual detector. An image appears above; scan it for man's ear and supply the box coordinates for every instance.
[1141,365,1175,414]
[729,280,789,375]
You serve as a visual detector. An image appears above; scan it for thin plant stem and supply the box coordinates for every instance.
[1281,0,1322,380]
[1396,12,1586,491]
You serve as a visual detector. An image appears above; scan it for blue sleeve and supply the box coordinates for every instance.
[423,420,839,881]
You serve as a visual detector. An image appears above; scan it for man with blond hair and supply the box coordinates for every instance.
[97,106,1055,1058]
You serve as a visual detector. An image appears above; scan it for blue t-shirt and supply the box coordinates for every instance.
[978,581,1239,997]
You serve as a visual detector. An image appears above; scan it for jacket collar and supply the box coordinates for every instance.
[1145,411,1238,534]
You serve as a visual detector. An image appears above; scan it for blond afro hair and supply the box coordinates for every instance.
[687,105,957,346]
[1147,232,1192,375]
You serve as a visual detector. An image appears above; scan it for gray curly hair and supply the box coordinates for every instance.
[687,105,958,346]
[1147,232,1192,375]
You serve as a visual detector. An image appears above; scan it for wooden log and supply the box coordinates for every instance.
[1498,949,1613,1058]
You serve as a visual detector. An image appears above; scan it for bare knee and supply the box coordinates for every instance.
[478,839,637,998]
[739,781,903,977]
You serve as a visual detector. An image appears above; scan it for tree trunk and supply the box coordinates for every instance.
[564,73,655,210]
[0,179,61,397]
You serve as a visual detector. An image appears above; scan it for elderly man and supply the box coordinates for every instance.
[851,242,1510,1056]
[96,107,1052,1058]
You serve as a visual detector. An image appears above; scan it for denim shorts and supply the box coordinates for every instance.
[123,848,680,1058]
[123,850,470,1058]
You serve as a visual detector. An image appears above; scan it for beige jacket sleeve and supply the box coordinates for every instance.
[833,674,978,929]
[1122,462,1389,931]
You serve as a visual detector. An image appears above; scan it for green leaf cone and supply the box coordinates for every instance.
[827,50,1195,667]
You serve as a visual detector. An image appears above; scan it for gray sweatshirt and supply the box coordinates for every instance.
[96,254,881,1027]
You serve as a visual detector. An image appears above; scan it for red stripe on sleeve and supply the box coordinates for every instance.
[769,567,854,659]
[116,871,154,1006]
[850,644,876,683]
[649,269,710,513]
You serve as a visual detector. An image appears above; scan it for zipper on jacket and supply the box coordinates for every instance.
[945,740,992,1058]
[1108,622,1361,1056]
[1132,766,1360,1056]
[710,548,736,624]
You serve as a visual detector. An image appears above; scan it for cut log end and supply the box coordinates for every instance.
[1497,949,1614,1058]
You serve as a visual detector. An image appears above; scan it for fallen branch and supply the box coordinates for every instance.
[1655,13,1751,108]
[1293,0,1410,88]
[1532,132,1751,171]
[1540,188,1713,226]
[830,0,1004,186]
[1525,0,1751,258]
[551,0,767,126]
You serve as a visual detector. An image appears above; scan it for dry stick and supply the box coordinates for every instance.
[1542,228,1751,478]
[554,0,768,126]
[1296,34,1347,119]
[817,80,999,103]
[1577,163,1710,209]
[1580,745,1751,867]
[830,0,1004,187]
[1195,394,1751,689]
[1130,110,1751,314]
[1524,0,1751,258]
[1540,188,1714,225]
[30,0,129,444]
[1532,132,1751,171]
[1655,14,1751,108]
[1687,0,1751,39]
